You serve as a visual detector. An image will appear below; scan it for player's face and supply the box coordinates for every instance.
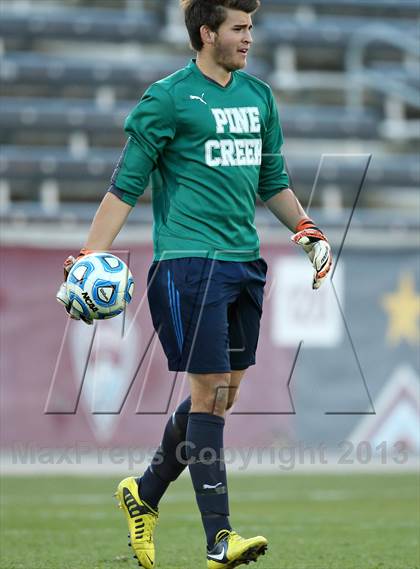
[212,9,254,72]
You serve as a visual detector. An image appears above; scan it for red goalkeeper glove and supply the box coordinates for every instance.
[291,218,332,290]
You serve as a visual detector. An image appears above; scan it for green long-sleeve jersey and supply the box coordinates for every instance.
[110,59,290,261]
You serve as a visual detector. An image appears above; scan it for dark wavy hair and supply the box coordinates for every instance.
[180,0,260,51]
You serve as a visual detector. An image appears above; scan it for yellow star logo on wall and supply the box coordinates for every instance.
[381,272,420,347]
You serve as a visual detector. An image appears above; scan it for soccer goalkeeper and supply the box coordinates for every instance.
[57,1,332,567]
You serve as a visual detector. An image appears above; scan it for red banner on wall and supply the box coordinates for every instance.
[0,244,294,450]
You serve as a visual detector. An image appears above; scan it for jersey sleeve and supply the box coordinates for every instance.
[109,83,176,207]
[257,90,290,202]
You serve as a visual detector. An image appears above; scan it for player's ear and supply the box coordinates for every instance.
[200,25,216,46]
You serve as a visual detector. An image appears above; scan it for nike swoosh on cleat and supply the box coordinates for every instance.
[207,550,226,561]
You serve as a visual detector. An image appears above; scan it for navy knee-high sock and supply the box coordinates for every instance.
[138,396,191,510]
[186,412,231,549]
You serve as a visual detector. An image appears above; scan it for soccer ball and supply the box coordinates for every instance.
[66,253,134,321]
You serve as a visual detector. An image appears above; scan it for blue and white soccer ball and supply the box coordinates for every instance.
[66,253,134,321]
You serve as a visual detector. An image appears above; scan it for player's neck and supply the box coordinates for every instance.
[195,53,232,87]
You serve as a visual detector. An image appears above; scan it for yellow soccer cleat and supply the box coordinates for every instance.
[114,477,158,568]
[207,529,268,568]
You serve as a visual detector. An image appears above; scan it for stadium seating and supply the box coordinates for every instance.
[0,52,271,93]
[1,52,201,89]
[0,7,162,43]
[0,0,419,219]
[262,0,418,8]
[257,16,417,48]
[2,144,418,200]
[0,98,381,140]
[259,0,420,21]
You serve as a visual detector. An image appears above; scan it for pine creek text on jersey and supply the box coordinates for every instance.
[205,106,262,167]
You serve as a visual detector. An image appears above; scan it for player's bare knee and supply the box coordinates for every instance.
[204,373,230,416]
[189,372,230,416]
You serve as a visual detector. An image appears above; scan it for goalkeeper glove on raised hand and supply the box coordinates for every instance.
[56,248,94,324]
[291,218,332,290]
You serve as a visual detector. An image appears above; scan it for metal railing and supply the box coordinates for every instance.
[345,25,420,110]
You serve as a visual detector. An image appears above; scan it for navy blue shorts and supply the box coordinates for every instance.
[147,257,267,374]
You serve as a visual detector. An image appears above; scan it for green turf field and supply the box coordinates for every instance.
[0,473,418,569]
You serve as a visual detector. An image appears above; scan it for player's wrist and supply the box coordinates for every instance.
[294,217,329,243]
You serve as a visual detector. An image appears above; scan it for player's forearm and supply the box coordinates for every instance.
[84,192,133,250]
[265,188,308,232]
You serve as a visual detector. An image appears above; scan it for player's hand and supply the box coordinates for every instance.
[56,248,94,324]
[291,219,332,290]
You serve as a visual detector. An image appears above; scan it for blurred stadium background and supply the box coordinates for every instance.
[0,0,419,567]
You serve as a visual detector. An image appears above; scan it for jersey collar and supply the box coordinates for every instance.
[188,59,236,90]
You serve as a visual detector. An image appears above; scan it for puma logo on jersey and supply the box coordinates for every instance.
[190,93,207,105]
